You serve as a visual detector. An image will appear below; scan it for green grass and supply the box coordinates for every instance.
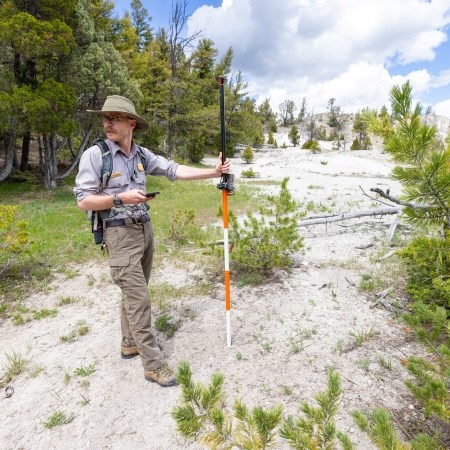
[350,326,378,347]
[148,176,255,232]
[154,313,180,338]
[150,278,214,311]
[60,320,89,343]
[0,171,258,310]
[74,364,96,377]
[0,351,28,387]
[33,308,58,320]
[43,411,73,429]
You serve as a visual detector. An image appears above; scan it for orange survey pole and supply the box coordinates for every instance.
[217,75,234,348]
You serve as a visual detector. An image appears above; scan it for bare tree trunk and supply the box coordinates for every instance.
[57,125,92,180]
[13,149,19,169]
[0,131,17,182]
[19,132,31,171]
[42,133,58,189]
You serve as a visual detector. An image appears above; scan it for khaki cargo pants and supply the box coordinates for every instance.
[105,219,164,371]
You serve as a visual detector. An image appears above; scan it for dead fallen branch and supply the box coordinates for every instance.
[370,287,404,313]
[345,277,356,286]
[371,298,393,312]
[298,206,402,226]
[369,187,414,207]
[378,249,397,260]
[355,243,374,250]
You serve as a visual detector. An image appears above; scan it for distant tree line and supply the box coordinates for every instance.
[0,0,267,188]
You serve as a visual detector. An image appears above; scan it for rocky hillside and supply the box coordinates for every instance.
[296,113,450,145]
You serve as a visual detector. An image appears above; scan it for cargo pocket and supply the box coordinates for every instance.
[109,256,130,268]
[108,256,130,287]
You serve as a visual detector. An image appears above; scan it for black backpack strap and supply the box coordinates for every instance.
[94,139,113,189]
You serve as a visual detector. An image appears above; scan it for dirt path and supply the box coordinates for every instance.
[0,142,426,449]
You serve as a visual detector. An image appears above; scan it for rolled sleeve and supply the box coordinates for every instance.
[73,146,103,202]
[142,150,179,181]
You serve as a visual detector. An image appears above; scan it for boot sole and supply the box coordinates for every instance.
[121,352,139,359]
[144,375,178,387]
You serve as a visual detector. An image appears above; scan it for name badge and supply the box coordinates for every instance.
[111,172,121,179]
[137,163,144,171]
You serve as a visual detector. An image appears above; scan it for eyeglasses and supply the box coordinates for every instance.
[101,115,133,124]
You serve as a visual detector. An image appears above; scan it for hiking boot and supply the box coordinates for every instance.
[121,345,139,359]
[144,364,178,387]
[121,343,164,359]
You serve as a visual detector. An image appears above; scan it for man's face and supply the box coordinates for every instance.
[101,114,136,142]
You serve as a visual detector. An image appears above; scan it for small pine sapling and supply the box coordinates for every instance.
[242,145,255,164]
[288,125,300,146]
[353,407,444,449]
[172,361,283,449]
[350,138,361,150]
[167,209,196,243]
[228,177,303,274]
[280,369,354,449]
[241,167,257,178]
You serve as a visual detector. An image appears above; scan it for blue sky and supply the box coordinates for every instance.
[114,0,450,118]
[114,0,222,30]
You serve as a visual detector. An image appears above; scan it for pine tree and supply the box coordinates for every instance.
[279,100,296,127]
[242,145,254,163]
[327,98,341,128]
[130,0,152,52]
[0,3,77,187]
[366,81,450,427]
[352,111,368,146]
[298,97,307,123]
[228,177,303,274]
[258,98,276,133]
[388,83,450,229]
[288,124,300,146]
[350,138,361,150]
[362,135,372,149]
[366,81,450,229]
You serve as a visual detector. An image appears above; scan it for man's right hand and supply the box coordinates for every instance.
[115,189,152,205]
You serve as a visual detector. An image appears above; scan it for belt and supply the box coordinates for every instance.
[105,215,150,228]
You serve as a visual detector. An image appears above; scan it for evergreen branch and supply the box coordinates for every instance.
[336,431,355,450]
[352,408,410,450]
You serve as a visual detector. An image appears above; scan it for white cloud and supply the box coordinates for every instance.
[434,99,450,118]
[430,69,450,89]
[188,0,450,115]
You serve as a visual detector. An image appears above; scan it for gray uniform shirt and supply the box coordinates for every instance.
[73,139,179,220]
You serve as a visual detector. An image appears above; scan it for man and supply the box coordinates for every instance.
[74,95,230,387]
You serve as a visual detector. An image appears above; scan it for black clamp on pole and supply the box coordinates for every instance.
[217,75,235,195]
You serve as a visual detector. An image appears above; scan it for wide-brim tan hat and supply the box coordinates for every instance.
[87,95,149,133]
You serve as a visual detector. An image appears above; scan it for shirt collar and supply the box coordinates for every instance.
[106,139,138,158]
